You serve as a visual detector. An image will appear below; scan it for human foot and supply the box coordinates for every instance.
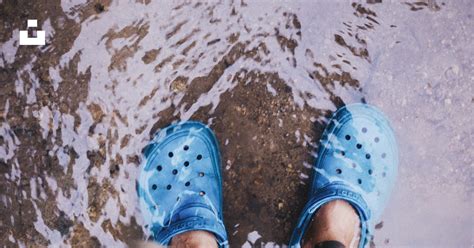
[303,200,360,248]
[138,121,228,247]
[290,104,399,248]
[171,230,218,248]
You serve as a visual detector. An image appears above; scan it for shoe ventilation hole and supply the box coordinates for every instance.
[336,169,342,174]
[183,145,189,151]
[352,162,357,168]
[341,151,345,156]
[197,154,202,160]
[157,165,162,171]
[382,172,386,177]
[368,169,373,175]
[199,191,206,196]
[184,161,190,167]
[199,172,205,177]
[152,184,157,190]
[345,135,351,140]
[356,144,362,149]
[172,169,178,175]
[358,179,362,184]
[374,137,380,143]
[362,127,367,133]
[381,153,386,159]
[168,152,173,158]
[185,181,190,187]
[366,154,371,159]
[166,185,172,190]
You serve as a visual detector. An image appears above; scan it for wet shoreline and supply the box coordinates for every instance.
[1,1,472,247]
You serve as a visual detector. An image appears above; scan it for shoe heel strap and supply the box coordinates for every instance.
[289,183,371,248]
[154,215,228,247]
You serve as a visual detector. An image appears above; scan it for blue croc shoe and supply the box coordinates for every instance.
[138,121,228,247]
[289,103,398,248]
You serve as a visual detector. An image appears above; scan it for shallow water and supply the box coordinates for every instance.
[0,0,473,247]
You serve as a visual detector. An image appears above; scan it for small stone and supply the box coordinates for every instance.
[87,103,105,122]
[170,77,188,92]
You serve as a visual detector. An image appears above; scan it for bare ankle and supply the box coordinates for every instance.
[303,200,360,248]
[170,230,218,248]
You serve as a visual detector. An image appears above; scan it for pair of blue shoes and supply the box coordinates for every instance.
[137,104,398,248]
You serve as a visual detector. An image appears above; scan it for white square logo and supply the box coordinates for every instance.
[19,19,45,46]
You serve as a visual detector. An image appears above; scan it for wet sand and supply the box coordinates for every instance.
[1,1,472,247]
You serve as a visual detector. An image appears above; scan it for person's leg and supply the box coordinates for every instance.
[170,231,218,248]
[302,200,360,248]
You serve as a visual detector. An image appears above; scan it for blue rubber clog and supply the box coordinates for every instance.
[289,103,399,248]
[138,121,228,247]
